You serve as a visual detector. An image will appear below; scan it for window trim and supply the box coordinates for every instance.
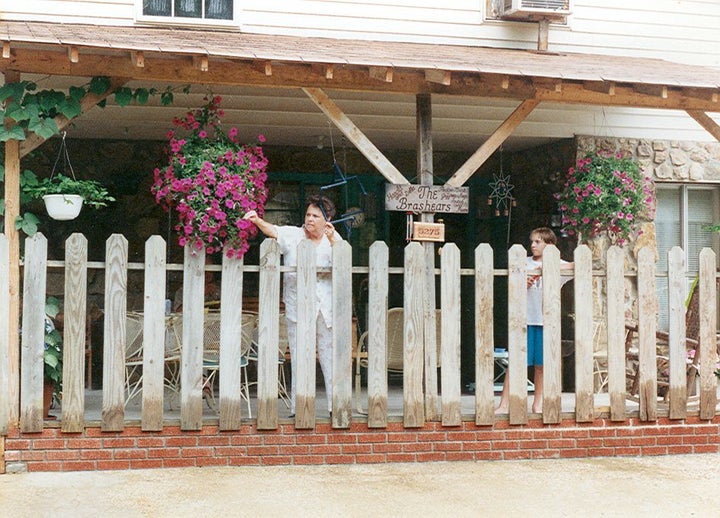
[135,0,240,28]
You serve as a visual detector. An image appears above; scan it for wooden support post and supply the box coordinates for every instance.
[3,69,21,424]
[416,93,440,421]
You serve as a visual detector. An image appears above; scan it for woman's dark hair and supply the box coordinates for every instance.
[307,194,336,220]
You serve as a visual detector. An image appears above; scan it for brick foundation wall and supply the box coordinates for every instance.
[3,416,720,473]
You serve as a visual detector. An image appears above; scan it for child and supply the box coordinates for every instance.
[495,227,573,415]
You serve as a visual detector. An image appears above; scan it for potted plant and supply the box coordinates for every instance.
[554,151,654,246]
[43,296,63,418]
[25,174,115,220]
[151,95,269,258]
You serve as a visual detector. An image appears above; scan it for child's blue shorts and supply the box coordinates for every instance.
[527,325,543,366]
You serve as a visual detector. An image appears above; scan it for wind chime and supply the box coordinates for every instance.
[318,127,367,238]
[487,147,516,245]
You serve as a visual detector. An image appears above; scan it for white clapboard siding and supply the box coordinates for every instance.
[20,233,48,433]
[4,1,720,69]
[61,233,88,433]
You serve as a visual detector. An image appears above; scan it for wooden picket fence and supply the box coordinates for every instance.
[0,232,718,436]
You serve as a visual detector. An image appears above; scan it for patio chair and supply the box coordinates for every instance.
[196,311,255,416]
[124,312,146,405]
[354,307,442,412]
[249,312,290,408]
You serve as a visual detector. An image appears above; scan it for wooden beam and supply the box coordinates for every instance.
[686,110,720,143]
[19,76,129,158]
[369,66,393,83]
[634,84,669,99]
[302,87,408,185]
[193,55,209,72]
[425,69,451,86]
[131,51,145,68]
[253,60,272,76]
[446,98,540,187]
[67,46,79,64]
[583,81,616,96]
[2,42,10,59]
[4,47,720,111]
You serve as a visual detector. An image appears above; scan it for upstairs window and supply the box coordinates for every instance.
[142,0,234,22]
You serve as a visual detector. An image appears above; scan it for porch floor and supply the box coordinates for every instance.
[46,387,641,423]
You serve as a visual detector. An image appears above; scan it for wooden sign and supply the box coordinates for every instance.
[412,222,445,242]
[385,184,469,213]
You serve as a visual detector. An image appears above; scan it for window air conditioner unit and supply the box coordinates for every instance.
[502,0,571,22]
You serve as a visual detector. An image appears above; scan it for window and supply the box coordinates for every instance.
[655,185,720,330]
[142,0,233,21]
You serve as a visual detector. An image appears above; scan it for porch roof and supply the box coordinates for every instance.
[2,20,720,93]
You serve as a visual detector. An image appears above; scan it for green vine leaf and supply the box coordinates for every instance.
[134,88,149,105]
[27,117,59,139]
[0,125,27,142]
[59,97,82,119]
[69,85,86,101]
[114,87,133,107]
[5,100,39,122]
[0,82,29,103]
[17,213,39,236]
[88,76,111,95]
[160,90,174,106]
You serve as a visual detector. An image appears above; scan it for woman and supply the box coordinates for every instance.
[244,194,341,417]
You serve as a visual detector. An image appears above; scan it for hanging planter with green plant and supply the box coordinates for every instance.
[23,131,115,220]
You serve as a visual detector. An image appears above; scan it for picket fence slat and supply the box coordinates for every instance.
[474,243,494,425]
[332,240,353,428]
[61,233,88,433]
[508,245,528,424]
[179,247,205,430]
[542,245,562,423]
[440,243,461,426]
[404,242,425,427]
[257,239,280,430]
[296,240,317,429]
[667,246,687,419]
[606,246,626,421]
[101,234,128,432]
[20,233,47,433]
[219,254,245,430]
[574,245,593,422]
[366,241,388,428]
[698,249,717,419]
[638,247,658,421]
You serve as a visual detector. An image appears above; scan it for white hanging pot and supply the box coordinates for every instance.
[43,194,84,221]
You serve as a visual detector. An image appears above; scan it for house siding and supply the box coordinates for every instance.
[2,1,719,67]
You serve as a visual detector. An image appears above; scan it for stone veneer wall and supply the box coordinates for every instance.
[573,135,720,350]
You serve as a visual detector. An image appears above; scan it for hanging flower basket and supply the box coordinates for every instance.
[554,151,654,246]
[151,96,269,258]
[42,194,84,220]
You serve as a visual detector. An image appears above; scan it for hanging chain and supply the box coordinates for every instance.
[50,131,77,181]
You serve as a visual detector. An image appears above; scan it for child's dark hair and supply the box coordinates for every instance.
[307,194,336,220]
[531,227,557,245]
